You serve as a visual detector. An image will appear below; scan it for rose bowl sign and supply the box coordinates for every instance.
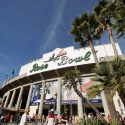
[26,46,94,76]
[19,47,97,76]
[19,44,122,76]
[30,49,91,73]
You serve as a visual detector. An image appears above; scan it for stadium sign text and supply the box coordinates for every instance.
[30,50,91,73]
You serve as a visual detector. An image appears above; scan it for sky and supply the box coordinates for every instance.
[0,0,125,86]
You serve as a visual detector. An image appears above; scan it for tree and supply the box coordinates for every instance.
[94,0,119,56]
[114,0,125,38]
[70,13,103,66]
[87,57,125,107]
[63,69,107,123]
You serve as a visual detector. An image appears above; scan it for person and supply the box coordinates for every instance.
[15,112,21,125]
[122,116,125,125]
[88,113,92,119]
[33,113,39,125]
[42,115,45,125]
[10,114,13,123]
[5,112,11,124]
[107,114,112,123]
[19,108,30,125]
[116,111,124,124]
[54,111,58,125]
[74,115,79,125]
[0,115,4,123]
[60,109,69,125]
[31,114,35,122]
[116,111,122,121]
[45,109,55,125]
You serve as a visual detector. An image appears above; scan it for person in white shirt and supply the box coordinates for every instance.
[19,108,30,125]
[45,109,55,125]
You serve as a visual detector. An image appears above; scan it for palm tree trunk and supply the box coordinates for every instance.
[89,40,117,120]
[89,40,100,66]
[119,87,125,105]
[119,95,125,106]
[107,24,119,56]
[89,39,120,121]
[104,90,120,121]
[88,35,119,121]
[73,85,102,118]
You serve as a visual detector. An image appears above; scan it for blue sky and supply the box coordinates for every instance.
[0,0,125,86]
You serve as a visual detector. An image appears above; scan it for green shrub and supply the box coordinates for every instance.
[75,117,123,125]
[76,117,107,125]
[111,119,123,125]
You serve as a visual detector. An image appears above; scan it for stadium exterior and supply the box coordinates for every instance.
[0,43,124,118]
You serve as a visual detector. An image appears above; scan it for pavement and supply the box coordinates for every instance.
[1,123,14,125]
[1,123,16,125]
[1,123,42,125]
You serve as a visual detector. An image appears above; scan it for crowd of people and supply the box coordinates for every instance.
[42,109,125,125]
[0,109,125,125]
[0,112,14,124]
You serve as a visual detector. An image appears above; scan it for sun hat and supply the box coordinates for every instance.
[50,109,54,112]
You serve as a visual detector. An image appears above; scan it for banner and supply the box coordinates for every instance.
[30,77,101,106]
[45,81,58,101]
[30,81,58,106]
[30,84,41,105]
[62,77,101,101]
[80,77,101,100]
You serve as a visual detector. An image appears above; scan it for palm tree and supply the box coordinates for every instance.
[63,69,108,123]
[70,11,119,120]
[114,0,125,38]
[70,13,103,66]
[70,11,120,120]
[87,57,125,112]
[93,2,124,119]
[94,0,119,56]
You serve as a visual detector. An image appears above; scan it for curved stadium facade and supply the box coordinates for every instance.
[0,43,124,117]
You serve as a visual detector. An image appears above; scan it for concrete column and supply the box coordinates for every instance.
[4,91,10,108]
[38,80,46,119]
[56,77,62,115]
[8,89,16,108]
[101,91,110,117]
[26,84,33,109]
[77,82,83,118]
[16,86,23,110]
[64,105,66,112]
[70,103,73,116]
[3,96,6,106]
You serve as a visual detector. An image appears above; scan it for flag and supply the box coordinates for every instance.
[12,69,14,76]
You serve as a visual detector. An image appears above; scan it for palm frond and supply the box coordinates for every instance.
[94,1,108,15]
[81,13,89,22]
[92,57,125,100]
[80,40,89,47]
[93,63,111,76]
[87,84,103,98]
[70,12,103,47]
[114,0,125,38]
[63,69,81,89]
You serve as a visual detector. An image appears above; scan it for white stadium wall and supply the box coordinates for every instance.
[1,43,125,118]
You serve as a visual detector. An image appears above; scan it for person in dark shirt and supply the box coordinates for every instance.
[61,109,70,124]
[15,112,21,125]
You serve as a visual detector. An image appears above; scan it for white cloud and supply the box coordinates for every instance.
[40,0,66,54]
[0,54,9,61]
